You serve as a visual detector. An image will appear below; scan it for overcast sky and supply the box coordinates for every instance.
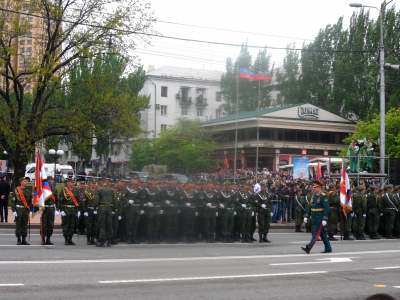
[132,0,386,73]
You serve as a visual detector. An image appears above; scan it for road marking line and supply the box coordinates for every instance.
[393,286,400,288]
[374,266,400,270]
[271,257,354,266]
[0,284,24,286]
[0,250,399,265]
[0,245,53,247]
[99,271,328,284]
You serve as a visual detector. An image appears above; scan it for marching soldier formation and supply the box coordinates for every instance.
[9,175,400,249]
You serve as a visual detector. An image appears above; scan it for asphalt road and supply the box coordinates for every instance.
[0,228,399,300]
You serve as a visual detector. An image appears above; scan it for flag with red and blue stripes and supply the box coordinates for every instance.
[32,150,52,219]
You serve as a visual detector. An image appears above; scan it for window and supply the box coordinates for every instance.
[20,47,25,53]
[161,124,167,131]
[27,47,32,52]
[27,32,32,37]
[161,86,168,97]
[161,105,167,116]
[20,40,25,45]
[181,107,188,116]
[197,108,203,117]
[216,91,221,102]
[28,17,33,22]
[26,85,31,91]
[27,40,32,45]
[297,130,308,141]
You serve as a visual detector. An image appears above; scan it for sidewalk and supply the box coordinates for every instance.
[0,208,296,230]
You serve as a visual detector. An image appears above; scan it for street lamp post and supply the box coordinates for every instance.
[48,149,64,185]
[349,1,394,179]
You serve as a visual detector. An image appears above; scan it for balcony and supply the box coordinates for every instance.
[179,96,192,106]
[195,96,208,106]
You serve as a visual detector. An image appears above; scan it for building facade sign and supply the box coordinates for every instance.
[298,106,319,119]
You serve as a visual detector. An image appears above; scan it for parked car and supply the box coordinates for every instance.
[126,171,149,181]
[162,173,189,183]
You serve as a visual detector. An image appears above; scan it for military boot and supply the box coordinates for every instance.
[360,234,366,240]
[112,238,118,245]
[46,236,54,245]
[373,233,381,239]
[133,235,140,244]
[227,234,235,243]
[21,236,30,245]
[263,234,271,243]
[343,232,354,240]
[233,233,240,241]
[386,233,395,239]
[68,235,75,245]
[246,234,253,243]
[241,234,246,243]
[107,239,112,247]
[328,234,338,241]
[223,235,228,243]
[295,225,303,232]
[259,234,264,243]
[250,234,257,241]
[86,235,91,245]
[64,235,69,245]
[90,235,95,244]
[96,238,105,247]
[17,236,22,245]
[127,238,133,244]
[209,235,215,243]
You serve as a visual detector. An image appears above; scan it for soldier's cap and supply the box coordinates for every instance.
[201,181,208,186]
[213,181,220,185]
[260,183,267,187]
[307,187,314,192]
[47,176,54,180]
[66,178,75,183]
[79,180,86,184]
[296,188,303,193]
[89,179,97,184]
[379,187,384,191]
[356,185,365,191]
[384,184,394,189]
[19,177,27,182]
[176,180,183,184]
[311,180,323,188]
[224,182,231,186]
[130,174,139,179]
[138,178,147,183]
[369,186,376,191]
[328,183,336,189]
[147,176,157,181]
[394,185,400,191]
[0,172,6,178]
[157,180,164,184]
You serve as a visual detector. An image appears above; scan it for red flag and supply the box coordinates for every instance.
[225,158,230,169]
[316,160,322,179]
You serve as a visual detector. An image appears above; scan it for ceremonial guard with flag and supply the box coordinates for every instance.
[340,160,354,240]
[12,177,32,245]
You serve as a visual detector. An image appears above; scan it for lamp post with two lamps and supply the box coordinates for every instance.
[349,1,398,179]
[48,149,64,185]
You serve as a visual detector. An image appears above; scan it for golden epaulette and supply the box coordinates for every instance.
[311,208,324,212]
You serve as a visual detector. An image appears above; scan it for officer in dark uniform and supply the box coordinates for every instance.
[42,176,58,245]
[301,180,332,254]
[219,182,235,243]
[393,186,400,238]
[238,182,253,243]
[181,180,197,243]
[352,185,367,240]
[293,188,306,233]
[255,183,272,243]
[381,185,399,239]
[144,177,162,244]
[83,179,98,245]
[0,172,10,223]
[201,181,218,243]
[12,177,32,245]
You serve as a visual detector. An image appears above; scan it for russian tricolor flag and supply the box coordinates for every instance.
[340,160,352,218]
[32,150,52,219]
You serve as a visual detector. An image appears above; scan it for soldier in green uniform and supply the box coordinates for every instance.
[201,181,218,243]
[352,185,367,240]
[94,178,116,247]
[238,182,253,243]
[58,178,81,245]
[255,184,272,243]
[366,185,382,239]
[219,182,235,243]
[393,186,400,238]
[121,175,142,244]
[302,180,332,254]
[327,183,340,241]
[111,181,124,244]
[381,185,399,239]
[193,181,205,241]
[293,188,306,233]
[213,181,224,241]
[180,180,197,243]
[83,179,98,245]
[230,183,241,241]
[77,181,87,235]
[378,187,386,236]
[304,187,314,233]
[163,178,179,243]
[144,177,162,244]
[12,177,32,245]
[42,176,58,245]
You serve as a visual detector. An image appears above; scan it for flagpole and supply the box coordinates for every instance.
[233,64,239,181]
[255,74,260,183]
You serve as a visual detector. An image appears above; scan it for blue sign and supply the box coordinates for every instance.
[293,157,309,179]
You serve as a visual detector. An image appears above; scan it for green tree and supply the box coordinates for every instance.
[152,118,218,174]
[129,139,154,171]
[0,0,155,180]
